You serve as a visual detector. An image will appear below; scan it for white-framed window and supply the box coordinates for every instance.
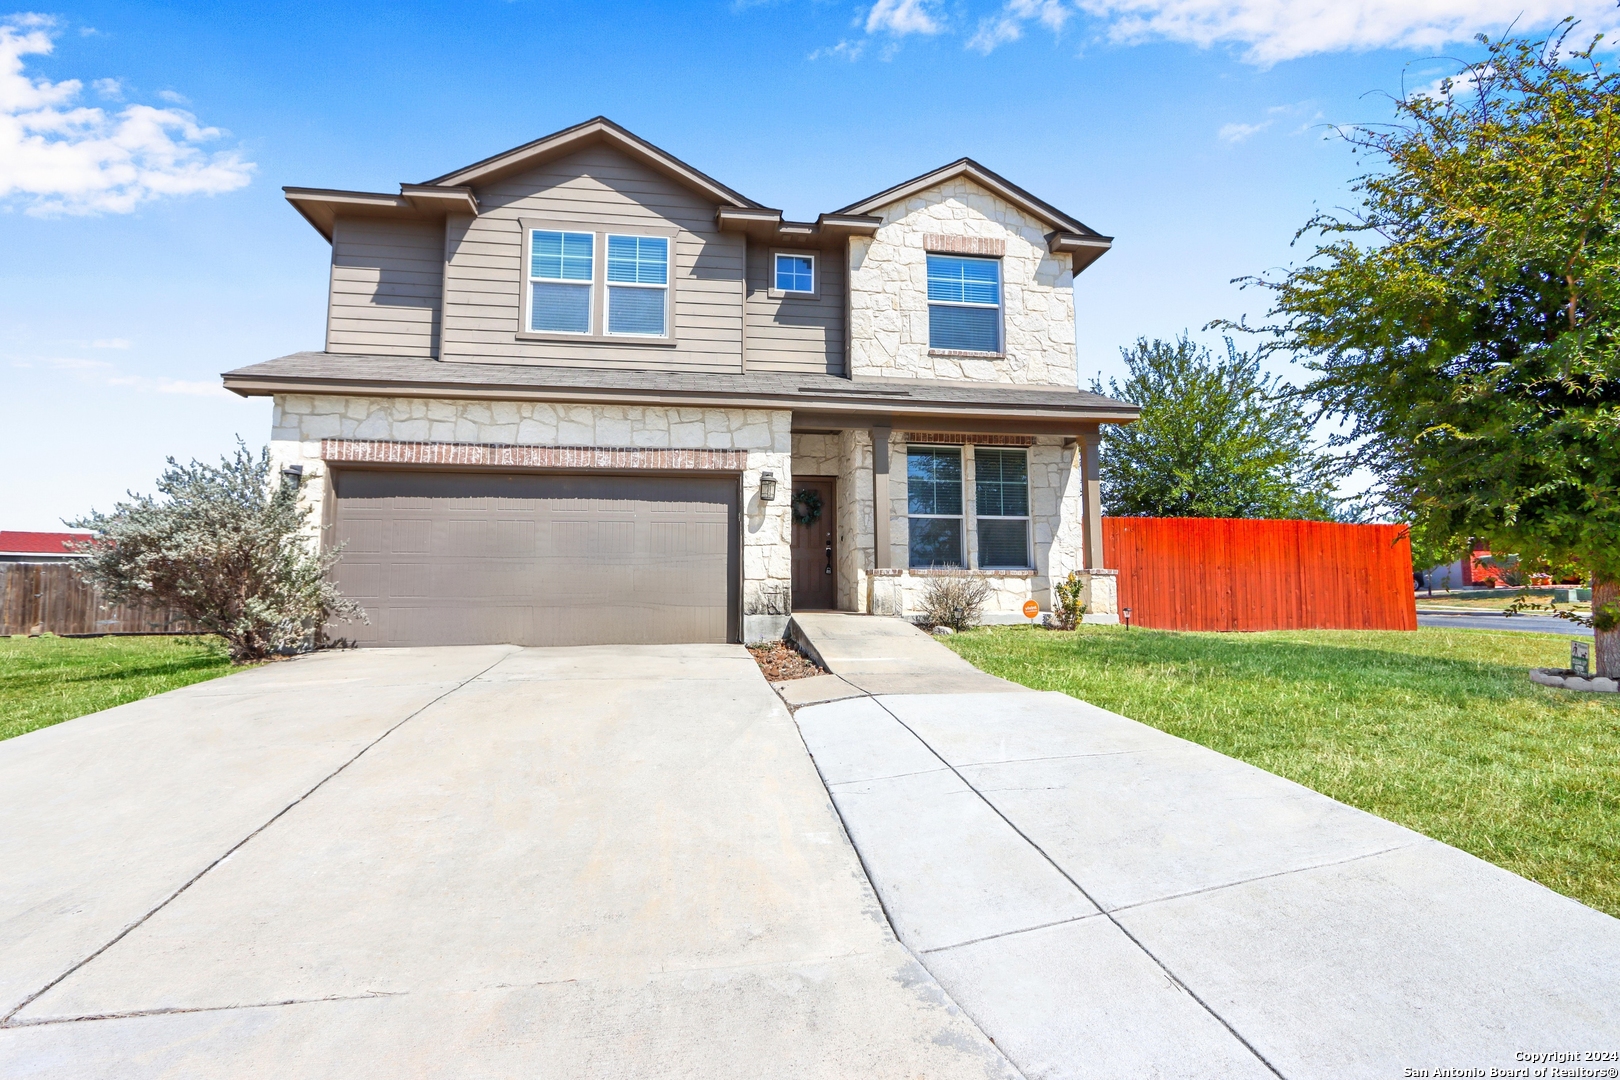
[907,445,964,568]
[774,252,815,294]
[528,229,595,334]
[606,234,670,336]
[926,254,1001,353]
[974,447,1031,569]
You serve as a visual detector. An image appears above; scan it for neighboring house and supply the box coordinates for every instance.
[223,117,1139,647]
[0,531,91,563]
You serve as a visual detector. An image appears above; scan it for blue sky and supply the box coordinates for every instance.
[2,0,1609,529]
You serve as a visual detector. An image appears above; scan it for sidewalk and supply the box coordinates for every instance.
[780,616,1620,1078]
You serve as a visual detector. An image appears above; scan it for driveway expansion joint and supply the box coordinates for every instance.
[1103,841,1423,916]
[0,649,518,1028]
[919,914,1105,955]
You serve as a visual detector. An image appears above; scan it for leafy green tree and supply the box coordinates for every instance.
[1094,336,1348,520]
[1237,23,1620,674]
[69,442,363,662]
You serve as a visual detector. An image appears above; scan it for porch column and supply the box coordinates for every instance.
[1079,424,1105,569]
[871,423,891,569]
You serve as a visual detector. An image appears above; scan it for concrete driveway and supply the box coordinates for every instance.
[0,646,1015,1079]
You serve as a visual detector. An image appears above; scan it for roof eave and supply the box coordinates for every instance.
[1047,231,1114,275]
[220,370,1139,425]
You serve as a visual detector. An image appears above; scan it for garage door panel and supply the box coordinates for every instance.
[331,470,737,647]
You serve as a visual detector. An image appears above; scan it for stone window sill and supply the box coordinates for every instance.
[929,349,1004,359]
[873,567,1036,577]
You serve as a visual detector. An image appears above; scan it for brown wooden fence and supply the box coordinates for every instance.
[0,563,195,636]
[1105,517,1418,632]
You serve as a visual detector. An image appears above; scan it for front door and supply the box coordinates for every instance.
[790,477,836,610]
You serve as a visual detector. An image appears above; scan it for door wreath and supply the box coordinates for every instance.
[792,488,824,526]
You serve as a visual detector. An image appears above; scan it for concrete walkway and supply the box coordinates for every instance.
[784,611,1026,702]
[786,622,1620,1077]
[0,645,1016,1079]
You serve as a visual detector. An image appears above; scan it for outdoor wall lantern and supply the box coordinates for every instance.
[759,471,778,502]
[1123,606,1132,630]
[280,464,304,485]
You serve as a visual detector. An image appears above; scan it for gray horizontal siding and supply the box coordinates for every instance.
[745,244,844,376]
[327,218,442,358]
[440,144,744,374]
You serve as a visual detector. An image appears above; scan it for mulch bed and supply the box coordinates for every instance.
[748,639,825,682]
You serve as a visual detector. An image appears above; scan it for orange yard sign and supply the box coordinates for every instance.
[1022,599,1040,619]
[1103,517,1417,632]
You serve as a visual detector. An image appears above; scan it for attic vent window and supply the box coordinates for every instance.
[926,254,1001,353]
[529,230,594,334]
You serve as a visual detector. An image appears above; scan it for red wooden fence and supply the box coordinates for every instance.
[1104,517,1418,632]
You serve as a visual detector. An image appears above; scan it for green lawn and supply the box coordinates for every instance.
[0,635,237,742]
[943,625,1620,916]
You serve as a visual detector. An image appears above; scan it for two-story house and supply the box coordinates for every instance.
[222,118,1139,647]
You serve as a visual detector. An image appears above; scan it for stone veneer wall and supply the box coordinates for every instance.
[848,178,1077,384]
[793,430,1091,622]
[270,394,794,642]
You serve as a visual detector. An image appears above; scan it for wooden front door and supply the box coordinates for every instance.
[790,477,837,610]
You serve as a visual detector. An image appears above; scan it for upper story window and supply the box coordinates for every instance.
[774,253,815,294]
[907,445,964,568]
[606,234,670,336]
[975,447,1031,569]
[926,254,1001,353]
[529,230,594,334]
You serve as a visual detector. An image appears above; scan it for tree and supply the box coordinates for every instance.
[1238,23,1620,675]
[69,442,363,662]
[1094,336,1348,520]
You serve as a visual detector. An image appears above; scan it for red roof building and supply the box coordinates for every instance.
[0,531,93,561]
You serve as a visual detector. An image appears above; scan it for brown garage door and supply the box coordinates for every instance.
[330,470,738,647]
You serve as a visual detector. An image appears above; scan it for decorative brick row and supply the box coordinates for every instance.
[320,440,748,472]
[922,234,1006,257]
[904,432,1035,447]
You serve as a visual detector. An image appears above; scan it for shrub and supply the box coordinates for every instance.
[1052,572,1088,631]
[918,572,993,632]
[68,442,365,663]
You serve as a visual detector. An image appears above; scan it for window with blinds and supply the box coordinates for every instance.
[974,447,1030,569]
[607,234,669,336]
[529,230,594,334]
[907,445,964,568]
[926,254,1001,353]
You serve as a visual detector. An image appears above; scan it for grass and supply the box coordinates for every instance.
[943,624,1620,916]
[0,634,237,742]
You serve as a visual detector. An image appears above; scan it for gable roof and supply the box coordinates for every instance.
[422,116,763,209]
[837,157,1113,274]
[838,157,1098,235]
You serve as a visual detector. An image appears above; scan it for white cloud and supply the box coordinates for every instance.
[1218,120,1270,142]
[0,14,254,215]
[1218,100,1322,142]
[865,0,943,36]
[155,88,187,104]
[90,76,120,99]
[1073,0,1620,65]
[969,0,1071,53]
[808,38,867,60]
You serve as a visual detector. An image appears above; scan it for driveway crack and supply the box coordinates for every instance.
[0,650,517,1028]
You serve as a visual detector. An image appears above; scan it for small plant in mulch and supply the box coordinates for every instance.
[748,639,825,681]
